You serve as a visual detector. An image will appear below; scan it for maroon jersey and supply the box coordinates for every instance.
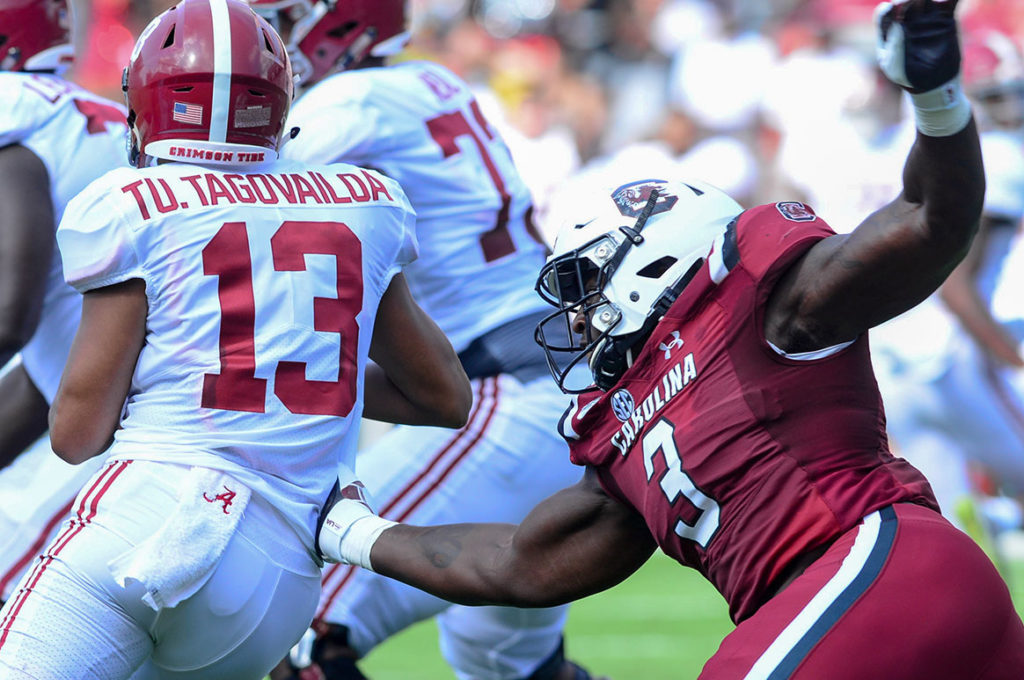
[562,203,937,623]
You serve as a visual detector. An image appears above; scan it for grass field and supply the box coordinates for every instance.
[358,552,1024,680]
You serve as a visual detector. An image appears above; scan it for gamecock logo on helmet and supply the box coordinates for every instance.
[775,201,817,222]
[611,389,635,423]
[611,180,679,218]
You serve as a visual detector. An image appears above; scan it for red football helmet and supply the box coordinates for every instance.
[0,0,74,73]
[248,0,407,86]
[962,30,1024,131]
[123,0,294,168]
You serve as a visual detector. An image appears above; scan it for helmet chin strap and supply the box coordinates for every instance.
[590,257,704,391]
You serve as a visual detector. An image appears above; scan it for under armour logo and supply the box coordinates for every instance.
[659,331,684,360]
[203,486,236,515]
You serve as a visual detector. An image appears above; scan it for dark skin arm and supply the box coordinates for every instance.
[49,279,147,464]
[0,144,56,368]
[0,362,48,469]
[938,214,1024,367]
[369,467,657,607]
[363,273,472,428]
[765,117,984,353]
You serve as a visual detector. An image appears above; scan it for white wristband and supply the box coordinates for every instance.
[343,514,396,571]
[909,75,972,137]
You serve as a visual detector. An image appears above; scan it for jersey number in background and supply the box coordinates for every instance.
[642,417,721,548]
[426,101,545,262]
[201,220,363,417]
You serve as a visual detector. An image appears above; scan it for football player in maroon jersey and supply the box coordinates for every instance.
[314,1,1024,678]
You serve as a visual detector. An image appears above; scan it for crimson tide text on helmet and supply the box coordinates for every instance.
[123,0,294,168]
[535,178,742,393]
[248,0,408,87]
[0,0,73,73]
[961,30,1024,132]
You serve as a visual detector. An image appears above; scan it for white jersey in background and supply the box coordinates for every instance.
[282,60,548,353]
[57,160,416,549]
[0,72,126,401]
[0,72,126,603]
[282,59,586,680]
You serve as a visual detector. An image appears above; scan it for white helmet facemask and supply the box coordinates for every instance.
[535,178,742,393]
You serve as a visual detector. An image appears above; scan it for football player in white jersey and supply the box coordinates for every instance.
[0,0,129,607]
[0,1,471,678]
[248,2,597,680]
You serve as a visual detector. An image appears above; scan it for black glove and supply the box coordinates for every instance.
[876,0,961,93]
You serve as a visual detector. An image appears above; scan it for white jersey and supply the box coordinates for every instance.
[57,160,417,549]
[980,130,1024,224]
[282,61,547,353]
[987,130,1024,325]
[0,72,127,401]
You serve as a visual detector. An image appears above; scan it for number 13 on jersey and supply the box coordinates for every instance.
[201,220,363,417]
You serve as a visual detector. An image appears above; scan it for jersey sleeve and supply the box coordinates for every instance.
[281,76,383,165]
[0,75,54,147]
[56,171,144,292]
[375,170,418,277]
[733,202,835,283]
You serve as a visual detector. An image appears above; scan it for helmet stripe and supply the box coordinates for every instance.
[208,0,232,143]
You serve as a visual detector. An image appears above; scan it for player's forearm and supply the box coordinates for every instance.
[0,363,49,469]
[370,522,574,608]
[940,275,1024,366]
[901,118,984,249]
[362,362,469,427]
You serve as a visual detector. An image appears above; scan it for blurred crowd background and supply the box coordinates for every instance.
[67,0,1024,241]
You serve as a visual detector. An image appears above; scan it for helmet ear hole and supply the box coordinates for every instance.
[636,256,678,279]
[162,26,175,48]
[329,21,358,39]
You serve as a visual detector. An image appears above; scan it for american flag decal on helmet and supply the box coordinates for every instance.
[172,101,203,125]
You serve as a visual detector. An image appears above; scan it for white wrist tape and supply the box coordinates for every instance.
[319,497,396,569]
[909,75,972,137]
[342,514,396,571]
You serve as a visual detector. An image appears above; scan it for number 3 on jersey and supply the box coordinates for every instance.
[642,418,721,549]
[201,220,362,417]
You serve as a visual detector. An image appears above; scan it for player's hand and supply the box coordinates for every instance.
[876,0,961,93]
[315,472,395,567]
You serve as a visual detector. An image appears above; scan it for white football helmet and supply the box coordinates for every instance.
[535,178,742,392]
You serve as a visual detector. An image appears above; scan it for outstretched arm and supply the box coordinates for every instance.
[766,0,984,352]
[0,362,48,470]
[324,467,657,608]
[938,215,1024,367]
[364,273,472,428]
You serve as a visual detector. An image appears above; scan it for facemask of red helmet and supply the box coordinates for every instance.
[0,0,74,74]
[249,0,408,87]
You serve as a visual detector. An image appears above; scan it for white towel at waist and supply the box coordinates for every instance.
[109,466,251,611]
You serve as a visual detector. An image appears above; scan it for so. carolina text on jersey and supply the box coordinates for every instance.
[610,354,698,456]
